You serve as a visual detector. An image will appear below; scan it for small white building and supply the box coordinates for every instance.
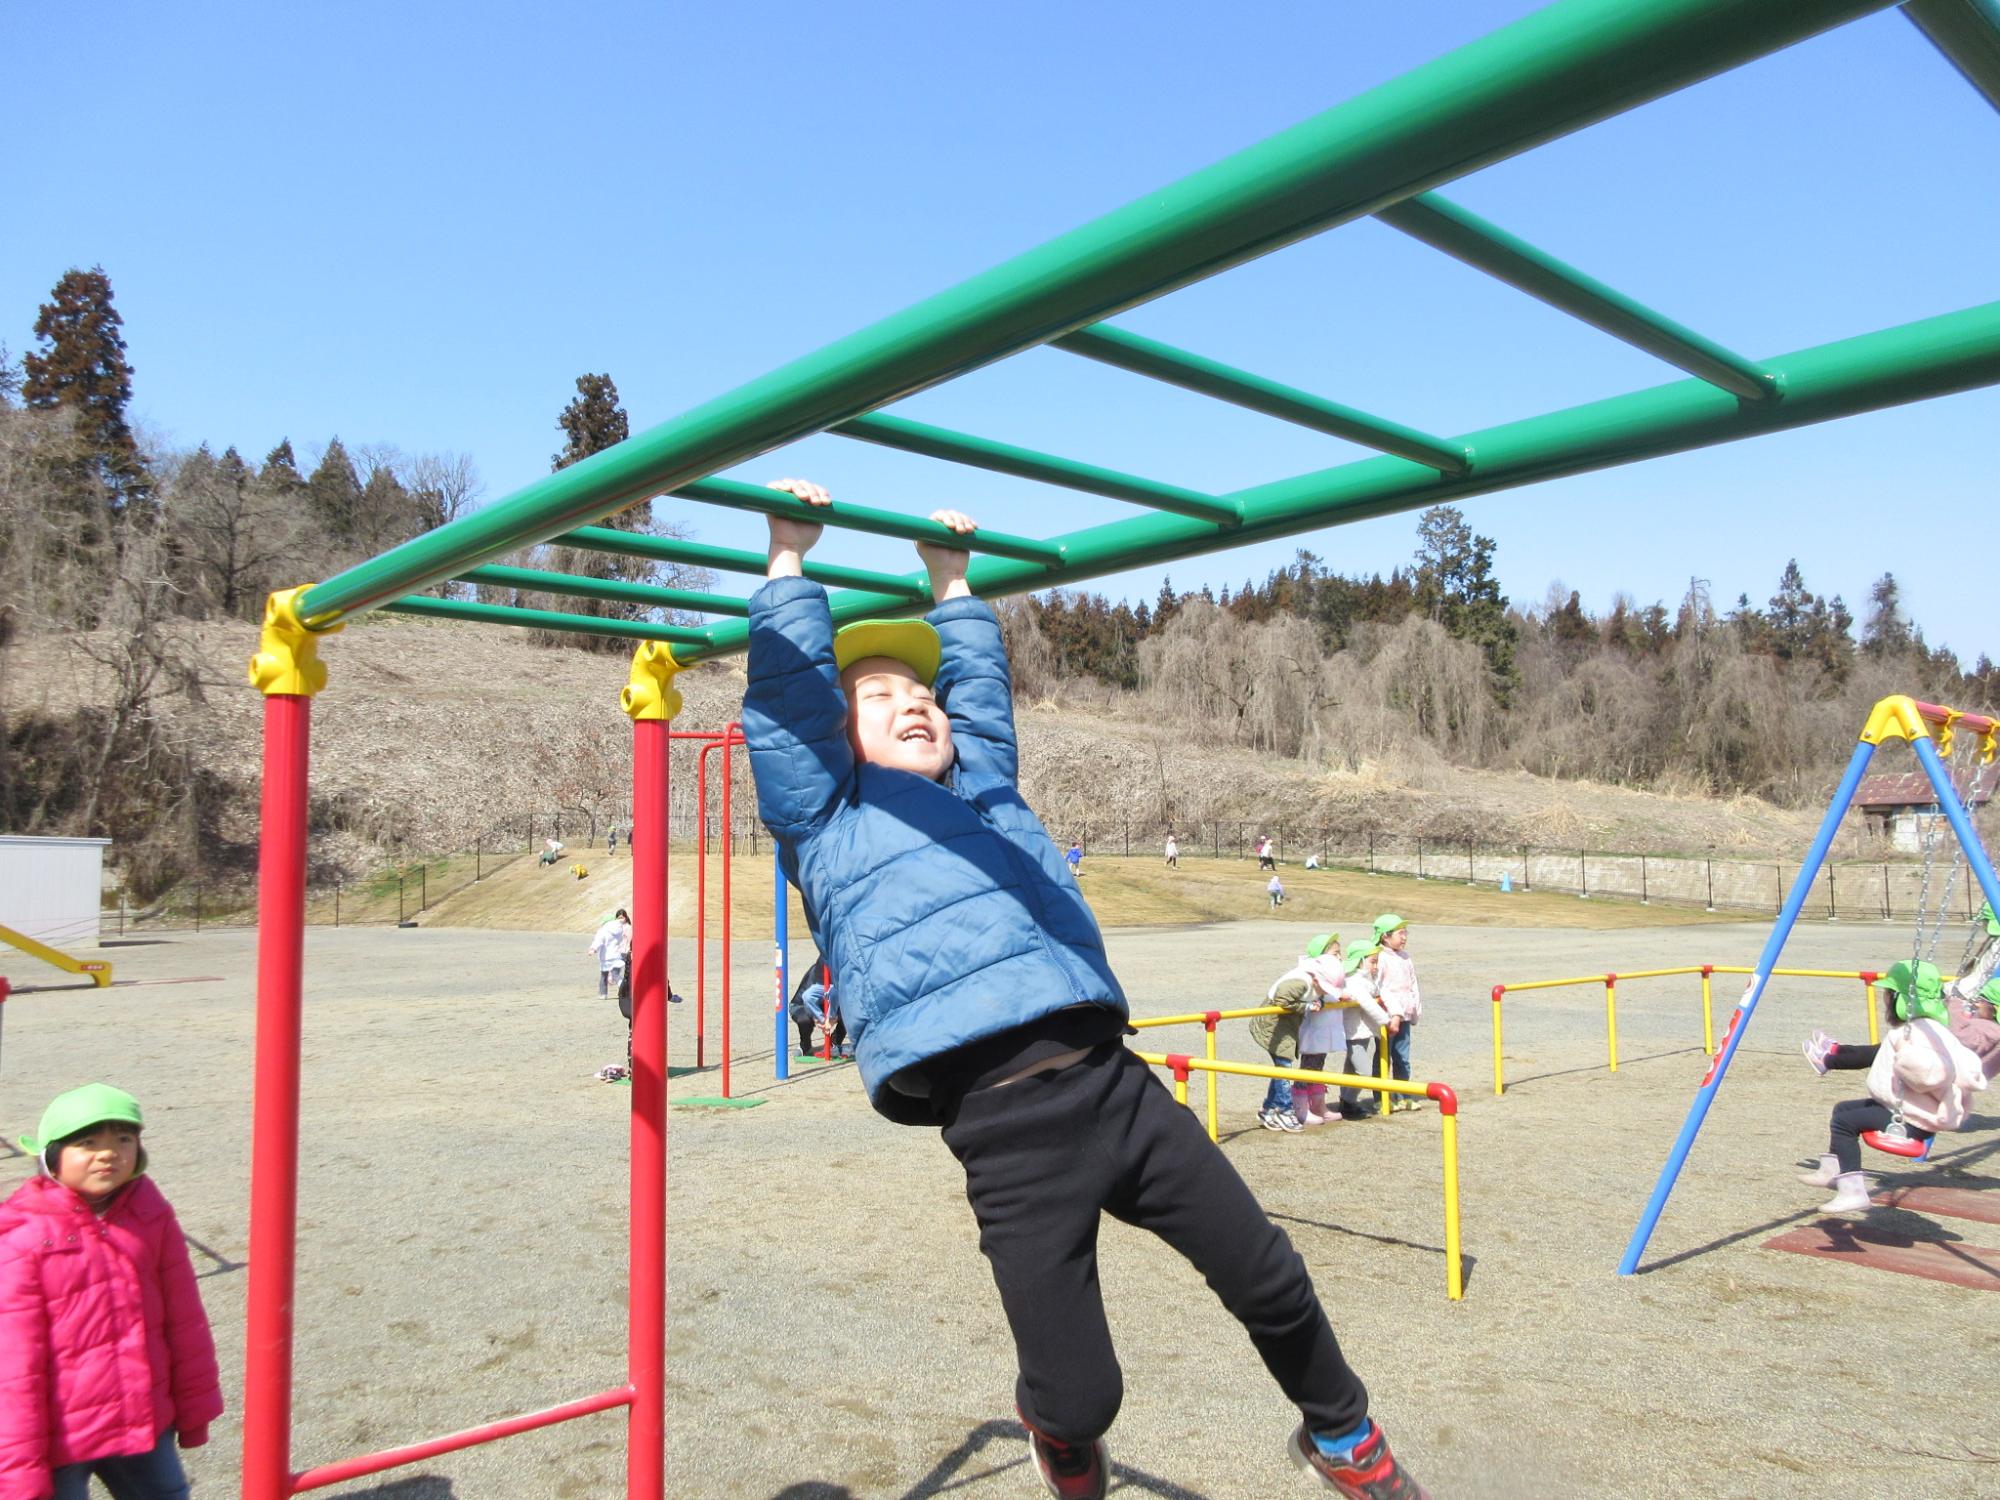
[0,836,114,950]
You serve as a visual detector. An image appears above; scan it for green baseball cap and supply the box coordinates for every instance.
[1373,913,1406,939]
[1343,940,1378,974]
[1979,977,2000,1006]
[1878,960,1946,1023]
[21,1083,144,1158]
[1980,901,2000,938]
[1304,933,1339,959]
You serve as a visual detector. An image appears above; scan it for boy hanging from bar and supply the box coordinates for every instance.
[741,479,1428,1500]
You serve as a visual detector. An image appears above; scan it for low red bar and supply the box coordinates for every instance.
[1914,699,1998,734]
[290,1387,635,1494]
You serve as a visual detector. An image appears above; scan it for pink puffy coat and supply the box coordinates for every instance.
[0,1174,223,1500]
[1867,1017,1989,1133]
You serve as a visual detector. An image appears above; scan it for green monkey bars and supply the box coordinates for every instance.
[288,0,2000,656]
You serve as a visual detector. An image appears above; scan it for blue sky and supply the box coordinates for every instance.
[6,1,1997,659]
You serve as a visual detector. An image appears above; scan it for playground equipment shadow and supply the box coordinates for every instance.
[0,917,1990,1498]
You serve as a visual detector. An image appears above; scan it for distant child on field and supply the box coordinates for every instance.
[789,956,849,1059]
[742,479,1428,1499]
[1337,942,1394,1120]
[1164,833,1179,869]
[1372,914,1423,1112]
[589,909,631,997]
[1268,874,1286,908]
[1293,934,1346,1126]
[1798,961,1987,1212]
[0,1085,223,1500]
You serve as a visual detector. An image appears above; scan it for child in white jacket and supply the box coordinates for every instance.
[1336,942,1394,1120]
[1799,959,1987,1213]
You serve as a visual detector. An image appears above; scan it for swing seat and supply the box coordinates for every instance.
[1861,1128,1931,1161]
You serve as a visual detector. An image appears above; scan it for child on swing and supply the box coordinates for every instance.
[1797,960,1987,1212]
[742,479,1428,1500]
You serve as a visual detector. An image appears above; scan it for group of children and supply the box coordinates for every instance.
[1252,916,1423,1132]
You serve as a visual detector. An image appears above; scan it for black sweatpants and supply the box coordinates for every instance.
[1827,1042,1878,1070]
[1827,1096,1932,1173]
[940,1043,1367,1444]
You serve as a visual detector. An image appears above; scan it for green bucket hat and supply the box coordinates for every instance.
[1980,901,2000,938]
[20,1083,145,1167]
[1372,913,1406,940]
[1878,960,1946,1023]
[1304,933,1339,960]
[1342,940,1378,974]
[1979,976,2000,1006]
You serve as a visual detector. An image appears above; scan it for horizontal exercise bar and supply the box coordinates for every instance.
[673,476,1067,566]
[293,0,1893,624]
[831,411,1243,524]
[1905,0,2000,114]
[556,525,929,601]
[291,1386,633,1493]
[1375,193,1776,400]
[1053,324,1472,474]
[382,595,712,645]
[678,298,2000,660]
[458,563,751,616]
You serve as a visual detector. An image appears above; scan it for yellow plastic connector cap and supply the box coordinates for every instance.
[621,640,684,722]
[248,587,341,698]
[1858,695,1932,747]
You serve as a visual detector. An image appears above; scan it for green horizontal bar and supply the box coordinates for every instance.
[831,412,1243,524]
[1905,0,2000,112]
[672,477,1067,566]
[383,595,713,645]
[1052,324,1470,474]
[1375,193,1777,401]
[293,0,1891,626]
[458,563,750,617]
[677,300,2000,659]
[555,525,928,601]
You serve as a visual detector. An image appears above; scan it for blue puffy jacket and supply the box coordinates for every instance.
[742,577,1127,1121]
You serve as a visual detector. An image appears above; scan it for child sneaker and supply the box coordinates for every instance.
[1801,1030,1835,1075]
[1019,1413,1109,1500]
[1290,1420,1429,1499]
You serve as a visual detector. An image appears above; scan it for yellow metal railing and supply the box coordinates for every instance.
[1134,1049,1464,1302]
[1129,1004,1396,1138]
[1488,964,1888,1095]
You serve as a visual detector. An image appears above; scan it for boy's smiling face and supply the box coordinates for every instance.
[841,656,953,781]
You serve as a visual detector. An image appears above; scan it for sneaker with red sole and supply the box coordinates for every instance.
[1289,1420,1429,1499]
[1020,1413,1109,1500]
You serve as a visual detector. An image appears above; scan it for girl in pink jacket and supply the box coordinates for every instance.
[1798,963,1989,1214]
[0,1084,223,1500]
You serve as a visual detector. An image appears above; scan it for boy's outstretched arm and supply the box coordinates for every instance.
[742,479,855,838]
[921,510,1019,783]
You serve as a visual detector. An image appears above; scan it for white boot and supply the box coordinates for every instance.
[1821,1172,1873,1214]
[1796,1153,1840,1188]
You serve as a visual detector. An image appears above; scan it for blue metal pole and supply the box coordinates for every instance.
[1617,736,1879,1275]
[774,854,789,1082]
[1911,734,2000,923]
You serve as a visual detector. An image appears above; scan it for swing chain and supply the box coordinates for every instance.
[1911,719,1978,966]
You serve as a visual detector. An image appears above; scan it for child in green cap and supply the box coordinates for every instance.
[1,1084,223,1498]
[1797,961,1988,1212]
[1335,942,1393,1120]
[1371,915,1423,1111]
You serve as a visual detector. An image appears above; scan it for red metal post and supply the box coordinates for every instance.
[242,691,312,1500]
[720,727,736,1098]
[694,744,709,1069]
[820,960,833,1060]
[627,714,670,1500]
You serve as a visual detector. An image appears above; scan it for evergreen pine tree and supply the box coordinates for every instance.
[1861,573,1913,657]
[262,439,303,489]
[21,266,153,520]
[306,438,363,545]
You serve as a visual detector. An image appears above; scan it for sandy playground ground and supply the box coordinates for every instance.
[2,914,1996,1500]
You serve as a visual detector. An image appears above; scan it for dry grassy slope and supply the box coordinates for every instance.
[7,613,1823,877]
